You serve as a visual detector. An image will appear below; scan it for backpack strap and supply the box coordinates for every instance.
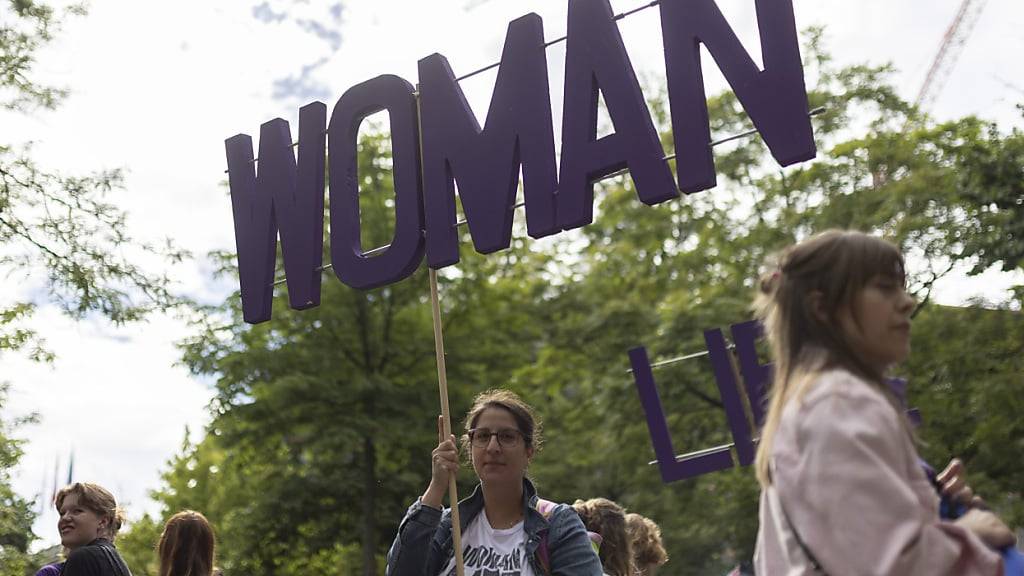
[534,499,557,576]
[533,498,603,573]
[98,542,132,576]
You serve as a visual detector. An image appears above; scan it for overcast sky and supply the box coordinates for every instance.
[4,0,1023,548]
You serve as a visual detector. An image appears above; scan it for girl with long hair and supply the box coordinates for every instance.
[157,510,217,576]
[753,230,1014,574]
[572,498,633,576]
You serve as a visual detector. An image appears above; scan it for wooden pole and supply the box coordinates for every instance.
[417,85,464,576]
[428,268,464,576]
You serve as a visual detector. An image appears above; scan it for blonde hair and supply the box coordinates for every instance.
[753,229,910,486]
[158,510,216,576]
[625,512,667,572]
[573,498,634,576]
[54,482,126,540]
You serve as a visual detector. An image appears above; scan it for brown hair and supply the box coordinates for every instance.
[54,483,126,540]
[461,389,543,452]
[573,498,634,576]
[158,510,216,576]
[625,512,668,573]
[753,229,909,485]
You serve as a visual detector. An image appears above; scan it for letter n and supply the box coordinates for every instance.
[418,13,558,269]
[659,0,816,193]
[558,0,677,231]
[225,102,327,324]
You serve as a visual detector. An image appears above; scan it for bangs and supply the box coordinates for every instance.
[796,230,906,311]
[853,233,906,285]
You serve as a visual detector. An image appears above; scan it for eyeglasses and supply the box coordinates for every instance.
[468,428,525,448]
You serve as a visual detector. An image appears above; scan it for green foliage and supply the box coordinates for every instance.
[0,0,188,360]
[904,305,1024,529]
[117,514,161,576]
[0,383,42,576]
[0,2,191,573]
[136,29,1024,576]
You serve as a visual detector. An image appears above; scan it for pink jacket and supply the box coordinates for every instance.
[755,369,1002,575]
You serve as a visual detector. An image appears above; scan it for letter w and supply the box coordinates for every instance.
[418,13,559,269]
[225,102,326,324]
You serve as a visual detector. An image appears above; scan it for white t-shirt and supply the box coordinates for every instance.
[442,512,537,576]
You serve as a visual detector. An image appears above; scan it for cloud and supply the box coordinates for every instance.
[271,56,332,103]
[248,1,346,103]
[296,18,343,52]
[251,2,288,23]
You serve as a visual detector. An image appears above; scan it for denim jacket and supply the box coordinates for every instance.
[386,478,603,576]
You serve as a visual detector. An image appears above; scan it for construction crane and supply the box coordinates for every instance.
[915,0,988,110]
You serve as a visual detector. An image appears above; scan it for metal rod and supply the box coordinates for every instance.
[454,200,526,228]
[456,0,661,82]
[223,132,326,173]
[624,344,735,373]
[230,106,825,174]
[707,106,826,148]
[268,106,829,287]
[647,437,760,466]
[648,442,734,466]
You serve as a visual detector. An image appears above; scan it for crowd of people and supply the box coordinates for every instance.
[36,230,1021,575]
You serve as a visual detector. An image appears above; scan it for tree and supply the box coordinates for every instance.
[0,0,186,361]
[1,2,189,573]
[116,514,161,576]
[506,30,1024,574]
[0,383,45,576]
[145,30,1024,576]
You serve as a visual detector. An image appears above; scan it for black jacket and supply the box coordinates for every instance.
[61,539,132,576]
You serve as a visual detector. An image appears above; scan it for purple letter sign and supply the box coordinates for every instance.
[558,0,678,230]
[419,13,559,269]
[225,102,327,324]
[328,75,425,290]
[629,321,771,483]
[731,320,770,427]
[659,0,816,193]
[225,1,819,323]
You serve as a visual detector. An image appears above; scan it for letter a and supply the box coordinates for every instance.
[559,0,677,231]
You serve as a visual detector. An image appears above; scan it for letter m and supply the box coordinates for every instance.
[418,13,559,269]
[224,103,326,324]
[660,0,817,193]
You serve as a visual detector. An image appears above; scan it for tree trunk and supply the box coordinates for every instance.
[362,433,378,576]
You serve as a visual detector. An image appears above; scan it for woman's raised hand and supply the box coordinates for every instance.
[422,415,458,510]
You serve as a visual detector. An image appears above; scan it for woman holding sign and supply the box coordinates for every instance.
[752,230,1016,575]
[386,389,603,576]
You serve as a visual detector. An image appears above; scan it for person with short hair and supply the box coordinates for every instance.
[158,510,218,576]
[572,498,633,576]
[386,389,603,575]
[624,513,667,576]
[55,482,132,576]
